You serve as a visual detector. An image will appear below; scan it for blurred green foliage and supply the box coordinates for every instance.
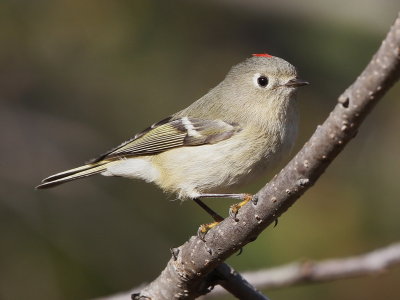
[0,1,399,299]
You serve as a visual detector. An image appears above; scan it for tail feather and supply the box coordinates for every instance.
[41,164,100,183]
[36,162,109,189]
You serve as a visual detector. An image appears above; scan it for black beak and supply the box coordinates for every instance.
[285,78,309,87]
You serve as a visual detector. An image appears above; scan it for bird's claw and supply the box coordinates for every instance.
[229,204,240,221]
[229,194,253,221]
[197,221,220,241]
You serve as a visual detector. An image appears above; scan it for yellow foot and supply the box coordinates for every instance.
[229,194,253,221]
[197,221,221,241]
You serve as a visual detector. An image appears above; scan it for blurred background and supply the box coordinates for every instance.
[1,0,399,299]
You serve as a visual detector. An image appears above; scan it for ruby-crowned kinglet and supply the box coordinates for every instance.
[37,54,308,219]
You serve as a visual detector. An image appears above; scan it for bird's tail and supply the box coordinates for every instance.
[36,162,109,189]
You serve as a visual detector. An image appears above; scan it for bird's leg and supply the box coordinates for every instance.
[197,193,248,200]
[193,198,224,241]
[193,198,224,222]
[194,193,254,240]
[198,193,255,220]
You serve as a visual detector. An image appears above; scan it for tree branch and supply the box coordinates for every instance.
[202,242,400,298]
[95,242,400,300]
[133,13,400,299]
[210,263,270,300]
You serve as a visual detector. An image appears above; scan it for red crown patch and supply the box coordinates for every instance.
[252,53,273,58]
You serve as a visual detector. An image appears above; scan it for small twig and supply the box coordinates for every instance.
[212,263,270,300]
[203,242,400,298]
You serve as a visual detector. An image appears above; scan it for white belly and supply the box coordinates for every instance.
[153,124,297,199]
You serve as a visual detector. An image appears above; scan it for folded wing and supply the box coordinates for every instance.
[37,117,242,189]
[90,117,242,162]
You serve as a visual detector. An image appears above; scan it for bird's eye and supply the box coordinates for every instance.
[257,76,269,87]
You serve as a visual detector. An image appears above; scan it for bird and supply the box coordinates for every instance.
[37,53,308,234]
